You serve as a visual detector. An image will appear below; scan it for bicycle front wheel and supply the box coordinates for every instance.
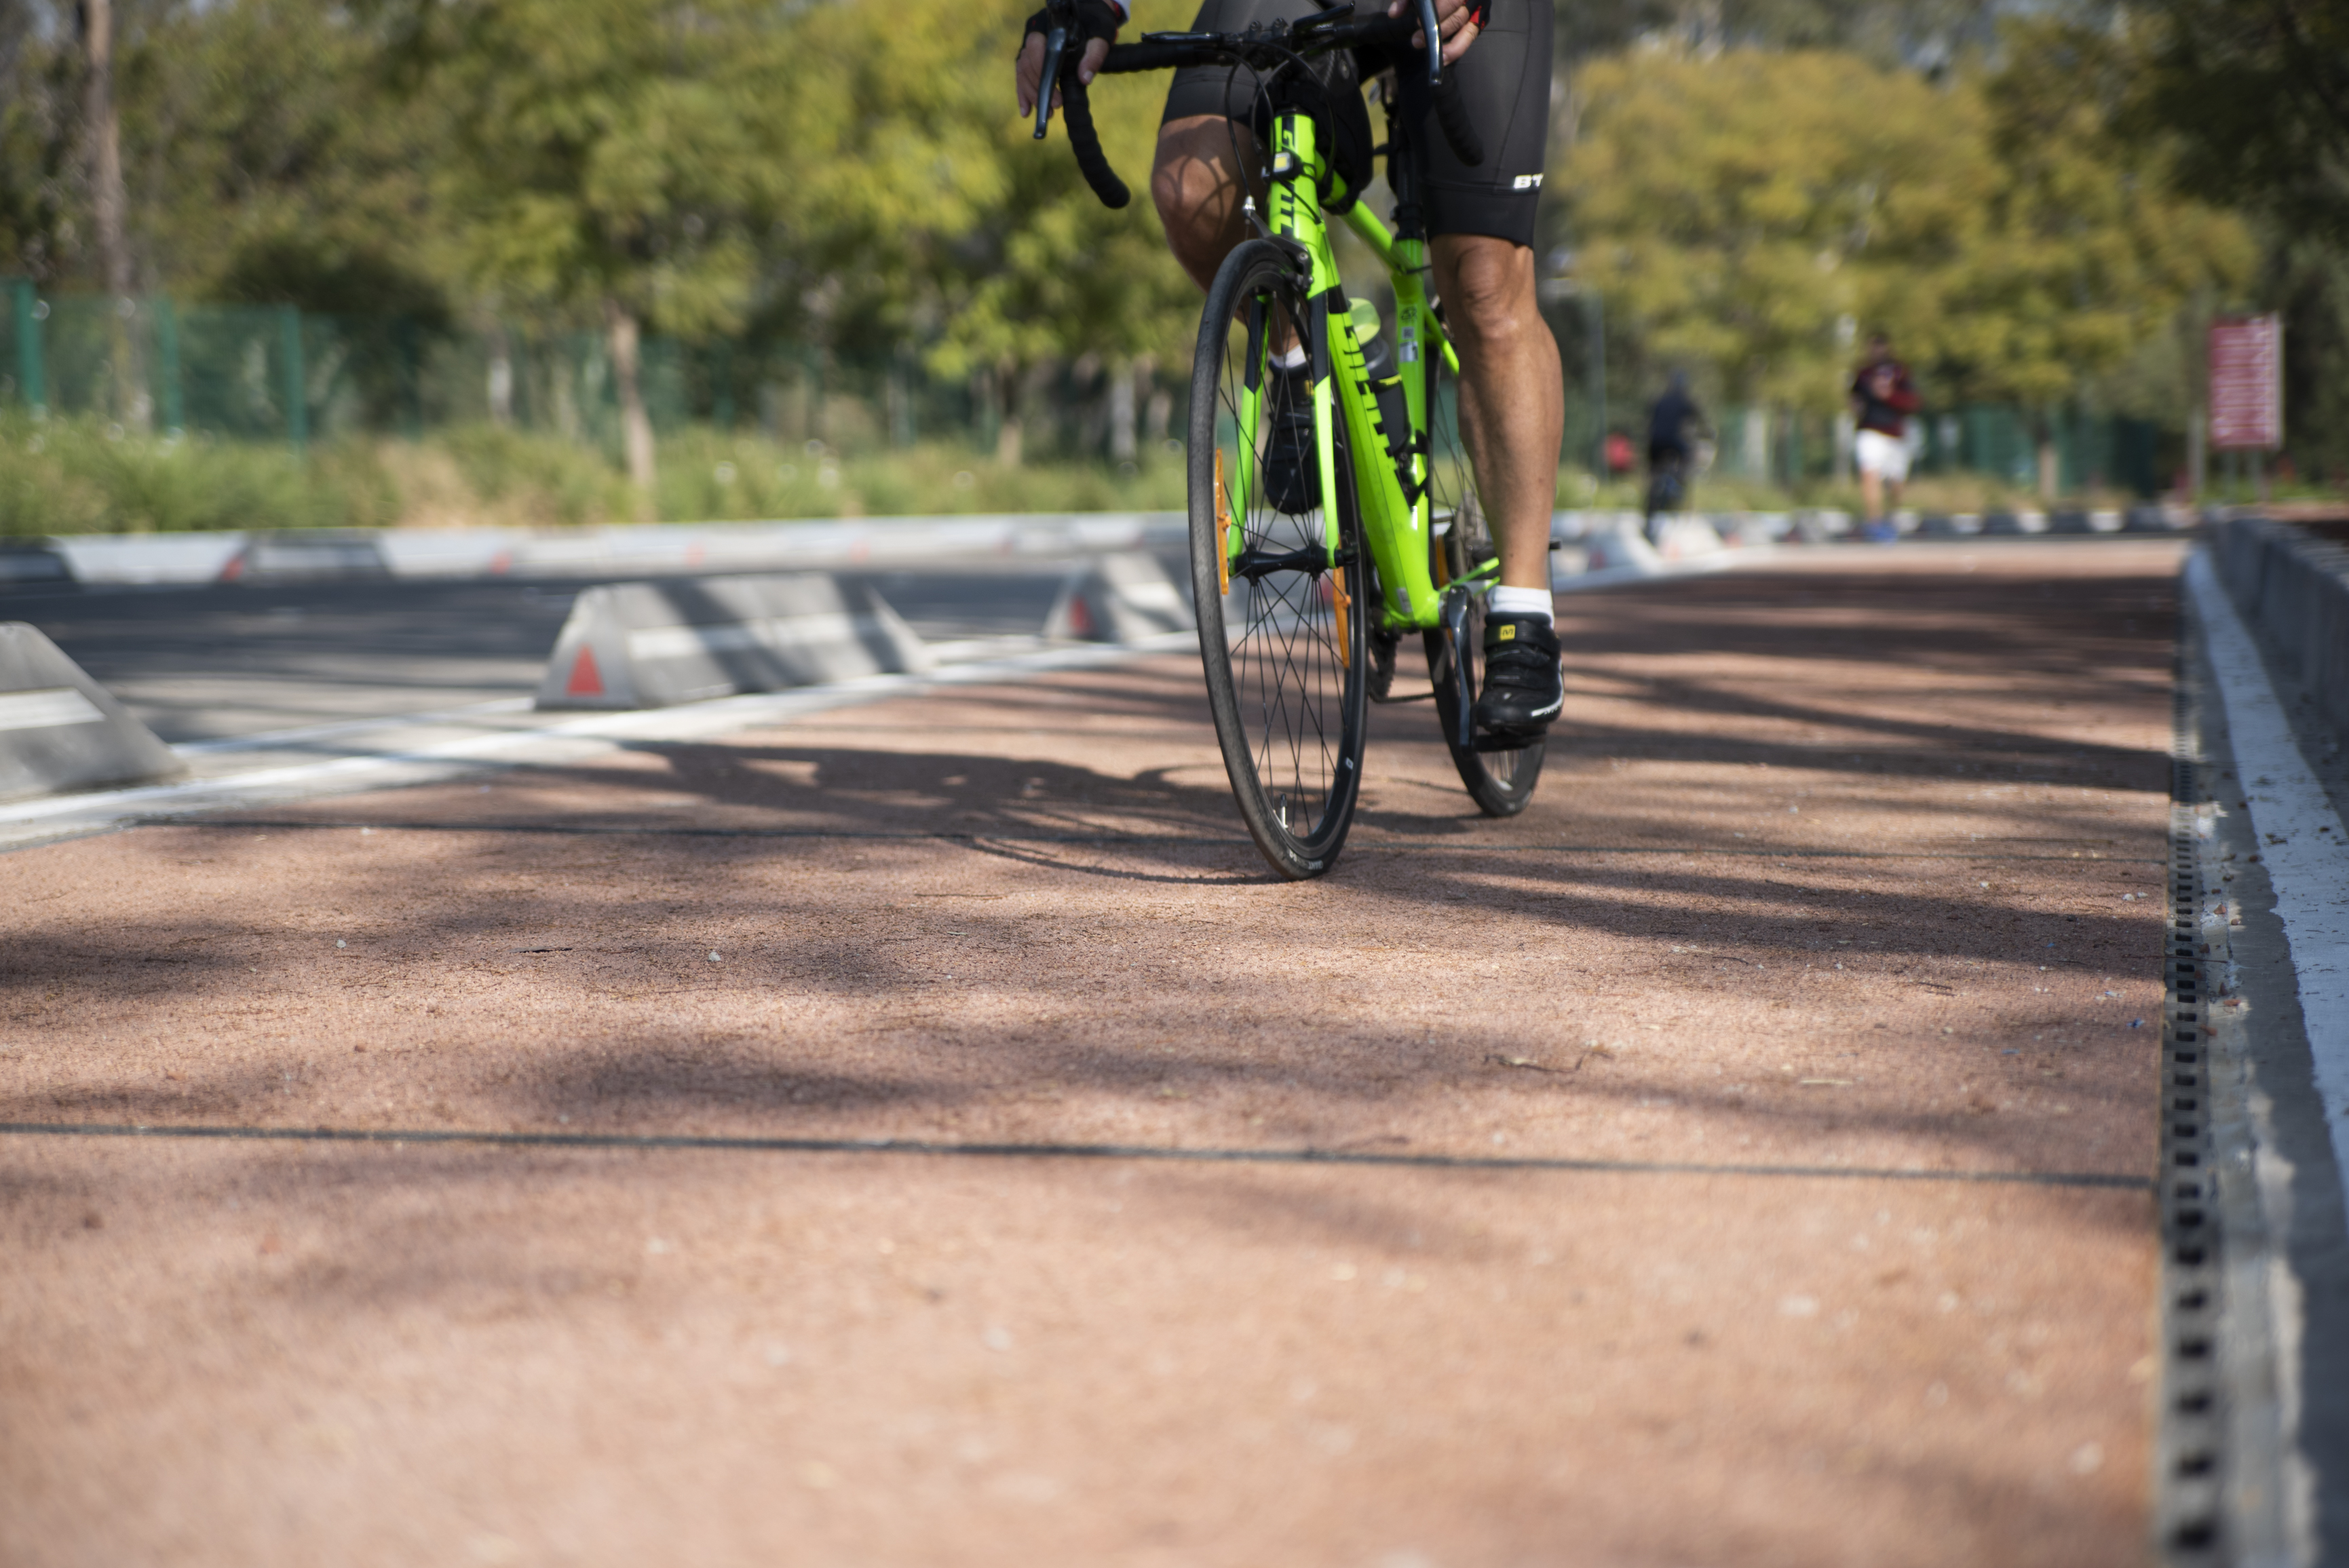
[1423,345,1545,818]
[1188,240,1369,880]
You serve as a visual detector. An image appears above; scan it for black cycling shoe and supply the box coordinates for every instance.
[1472,614,1563,735]
[1261,362,1319,515]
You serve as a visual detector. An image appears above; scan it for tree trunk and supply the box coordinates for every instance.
[1109,359,1138,465]
[994,356,1023,467]
[83,0,145,429]
[605,296,656,512]
[2036,416,2059,502]
[1140,356,1170,449]
[486,321,514,427]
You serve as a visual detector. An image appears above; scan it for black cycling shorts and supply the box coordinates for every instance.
[1159,0,1552,246]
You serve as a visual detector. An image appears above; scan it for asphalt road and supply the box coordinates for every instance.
[1,569,1082,745]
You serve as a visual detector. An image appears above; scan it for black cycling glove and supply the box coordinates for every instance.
[1022,0,1124,56]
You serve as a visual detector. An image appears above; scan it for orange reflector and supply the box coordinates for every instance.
[1214,449,1233,597]
[565,647,606,697]
[1331,567,1352,668]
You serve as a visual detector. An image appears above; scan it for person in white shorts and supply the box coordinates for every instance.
[1850,333,1919,541]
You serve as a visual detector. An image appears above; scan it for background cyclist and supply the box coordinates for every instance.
[1643,368,1707,531]
[1015,0,1567,740]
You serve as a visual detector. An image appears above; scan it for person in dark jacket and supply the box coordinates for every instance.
[1644,370,1706,524]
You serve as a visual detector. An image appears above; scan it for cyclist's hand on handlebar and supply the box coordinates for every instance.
[1016,0,1120,117]
[1388,0,1483,64]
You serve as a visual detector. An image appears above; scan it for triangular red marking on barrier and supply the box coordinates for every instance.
[566,647,605,697]
[1067,596,1095,638]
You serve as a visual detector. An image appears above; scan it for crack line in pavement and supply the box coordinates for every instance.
[0,1120,2152,1188]
[147,818,2164,861]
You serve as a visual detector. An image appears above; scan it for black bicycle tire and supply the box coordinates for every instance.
[1188,240,1370,879]
[1421,345,1545,818]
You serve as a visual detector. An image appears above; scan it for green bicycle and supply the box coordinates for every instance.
[1035,0,1545,880]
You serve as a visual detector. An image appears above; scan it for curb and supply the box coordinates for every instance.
[2209,516,2349,743]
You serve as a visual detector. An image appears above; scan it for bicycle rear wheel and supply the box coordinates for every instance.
[1422,342,1545,818]
[1189,240,1369,880]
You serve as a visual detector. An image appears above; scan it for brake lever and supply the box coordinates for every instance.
[1415,0,1443,84]
[1033,14,1069,138]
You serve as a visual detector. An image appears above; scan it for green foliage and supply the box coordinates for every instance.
[2128,0,2349,246]
[651,429,1183,520]
[0,413,1182,536]
[435,424,632,526]
[0,413,398,536]
[766,0,1195,384]
[1561,40,2253,415]
[391,0,786,338]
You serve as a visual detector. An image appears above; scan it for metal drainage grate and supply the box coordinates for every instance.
[2156,673,2223,1561]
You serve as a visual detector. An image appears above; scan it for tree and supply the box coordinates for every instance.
[2126,0,2349,478]
[762,0,1193,465]
[1561,50,1997,413]
[1559,40,2252,490]
[388,0,788,502]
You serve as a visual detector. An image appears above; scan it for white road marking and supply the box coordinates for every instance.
[2187,550,2349,1223]
[0,634,1194,849]
[0,687,106,731]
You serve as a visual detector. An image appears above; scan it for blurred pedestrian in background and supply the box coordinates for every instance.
[1643,369,1708,533]
[1851,332,1920,541]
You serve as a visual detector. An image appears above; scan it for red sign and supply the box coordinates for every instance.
[2209,315,2283,450]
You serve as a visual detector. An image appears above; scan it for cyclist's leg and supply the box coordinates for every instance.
[1434,233,1561,593]
[1153,115,1260,292]
[1399,0,1561,732]
[1407,0,1559,599]
[1151,0,1371,294]
[1150,0,1292,292]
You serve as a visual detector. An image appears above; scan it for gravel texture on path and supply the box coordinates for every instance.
[2,540,2183,1566]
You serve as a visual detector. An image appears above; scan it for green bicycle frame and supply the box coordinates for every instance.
[1244,105,1472,634]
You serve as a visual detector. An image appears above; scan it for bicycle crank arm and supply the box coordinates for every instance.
[1440,587,1476,750]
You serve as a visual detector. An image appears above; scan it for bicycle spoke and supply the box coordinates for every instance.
[1189,244,1366,877]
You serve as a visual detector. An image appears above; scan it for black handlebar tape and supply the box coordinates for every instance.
[1431,69,1483,167]
[1100,39,1204,73]
[1060,74,1132,209]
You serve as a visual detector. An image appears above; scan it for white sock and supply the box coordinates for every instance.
[1488,586,1553,623]
[1272,344,1307,370]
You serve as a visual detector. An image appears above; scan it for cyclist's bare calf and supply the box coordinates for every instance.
[1433,235,1563,594]
[1153,118,1561,596]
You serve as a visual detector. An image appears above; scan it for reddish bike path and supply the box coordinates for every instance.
[1,541,2181,1565]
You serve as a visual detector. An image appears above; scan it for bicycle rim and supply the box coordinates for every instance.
[1189,241,1369,879]
[1424,339,1544,817]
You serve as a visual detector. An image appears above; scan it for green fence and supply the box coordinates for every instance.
[1704,403,2163,496]
[1,280,2169,495]
[0,281,1064,459]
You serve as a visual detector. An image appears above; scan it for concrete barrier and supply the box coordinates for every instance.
[1043,552,1195,642]
[1581,519,1668,575]
[0,543,75,593]
[0,622,185,801]
[47,531,245,586]
[2212,516,2349,740]
[535,573,931,710]
[1646,515,1727,562]
[219,531,391,582]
